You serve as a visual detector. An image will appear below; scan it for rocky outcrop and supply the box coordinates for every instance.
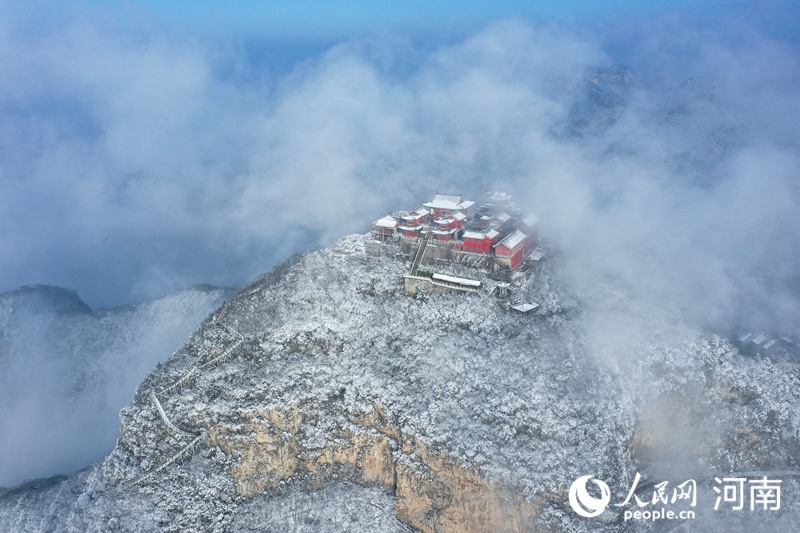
[206,402,544,532]
[3,234,800,533]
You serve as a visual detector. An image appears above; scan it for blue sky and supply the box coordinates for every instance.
[114,0,799,42]
[94,0,800,80]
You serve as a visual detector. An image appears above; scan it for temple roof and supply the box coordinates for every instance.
[464,227,501,240]
[432,273,481,287]
[496,229,527,250]
[373,215,397,228]
[463,230,485,240]
[423,193,475,211]
[521,213,539,227]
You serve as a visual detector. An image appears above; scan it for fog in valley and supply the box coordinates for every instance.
[1,0,798,491]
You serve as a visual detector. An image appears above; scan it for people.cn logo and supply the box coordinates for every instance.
[569,475,611,518]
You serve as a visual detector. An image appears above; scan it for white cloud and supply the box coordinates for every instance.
[0,6,796,330]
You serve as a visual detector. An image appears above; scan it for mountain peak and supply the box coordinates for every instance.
[1,284,92,315]
[2,235,800,531]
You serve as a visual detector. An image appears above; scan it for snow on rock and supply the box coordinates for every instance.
[2,234,800,532]
[0,284,230,489]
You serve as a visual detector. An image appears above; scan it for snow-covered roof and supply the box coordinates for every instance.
[494,212,511,223]
[451,211,467,221]
[463,230,485,240]
[432,273,481,287]
[511,303,539,312]
[431,228,458,235]
[752,334,768,345]
[413,207,430,217]
[528,250,545,261]
[496,229,527,250]
[397,225,421,232]
[423,193,475,211]
[763,339,777,350]
[372,215,397,229]
[487,191,514,203]
[485,229,500,239]
[738,333,753,343]
[521,213,539,228]
[433,217,454,225]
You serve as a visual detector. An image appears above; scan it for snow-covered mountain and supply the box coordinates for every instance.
[0,284,230,489]
[564,67,633,138]
[1,235,798,532]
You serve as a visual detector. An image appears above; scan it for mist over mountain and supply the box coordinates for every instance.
[0,1,798,531]
[1,4,797,331]
[1,235,798,532]
[0,284,229,488]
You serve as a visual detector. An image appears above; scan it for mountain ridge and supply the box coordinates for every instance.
[2,234,799,532]
[0,283,231,489]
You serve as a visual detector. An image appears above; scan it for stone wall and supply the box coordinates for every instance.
[372,238,514,283]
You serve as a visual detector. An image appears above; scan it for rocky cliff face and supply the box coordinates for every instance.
[2,235,800,532]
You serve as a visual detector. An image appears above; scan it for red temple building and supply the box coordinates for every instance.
[493,229,527,270]
[422,193,475,219]
[462,228,500,254]
[371,190,540,272]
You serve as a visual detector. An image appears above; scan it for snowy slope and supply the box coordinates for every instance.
[0,284,230,488]
[1,235,799,532]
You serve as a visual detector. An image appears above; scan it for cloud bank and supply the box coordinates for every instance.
[0,4,798,329]
[0,286,227,488]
